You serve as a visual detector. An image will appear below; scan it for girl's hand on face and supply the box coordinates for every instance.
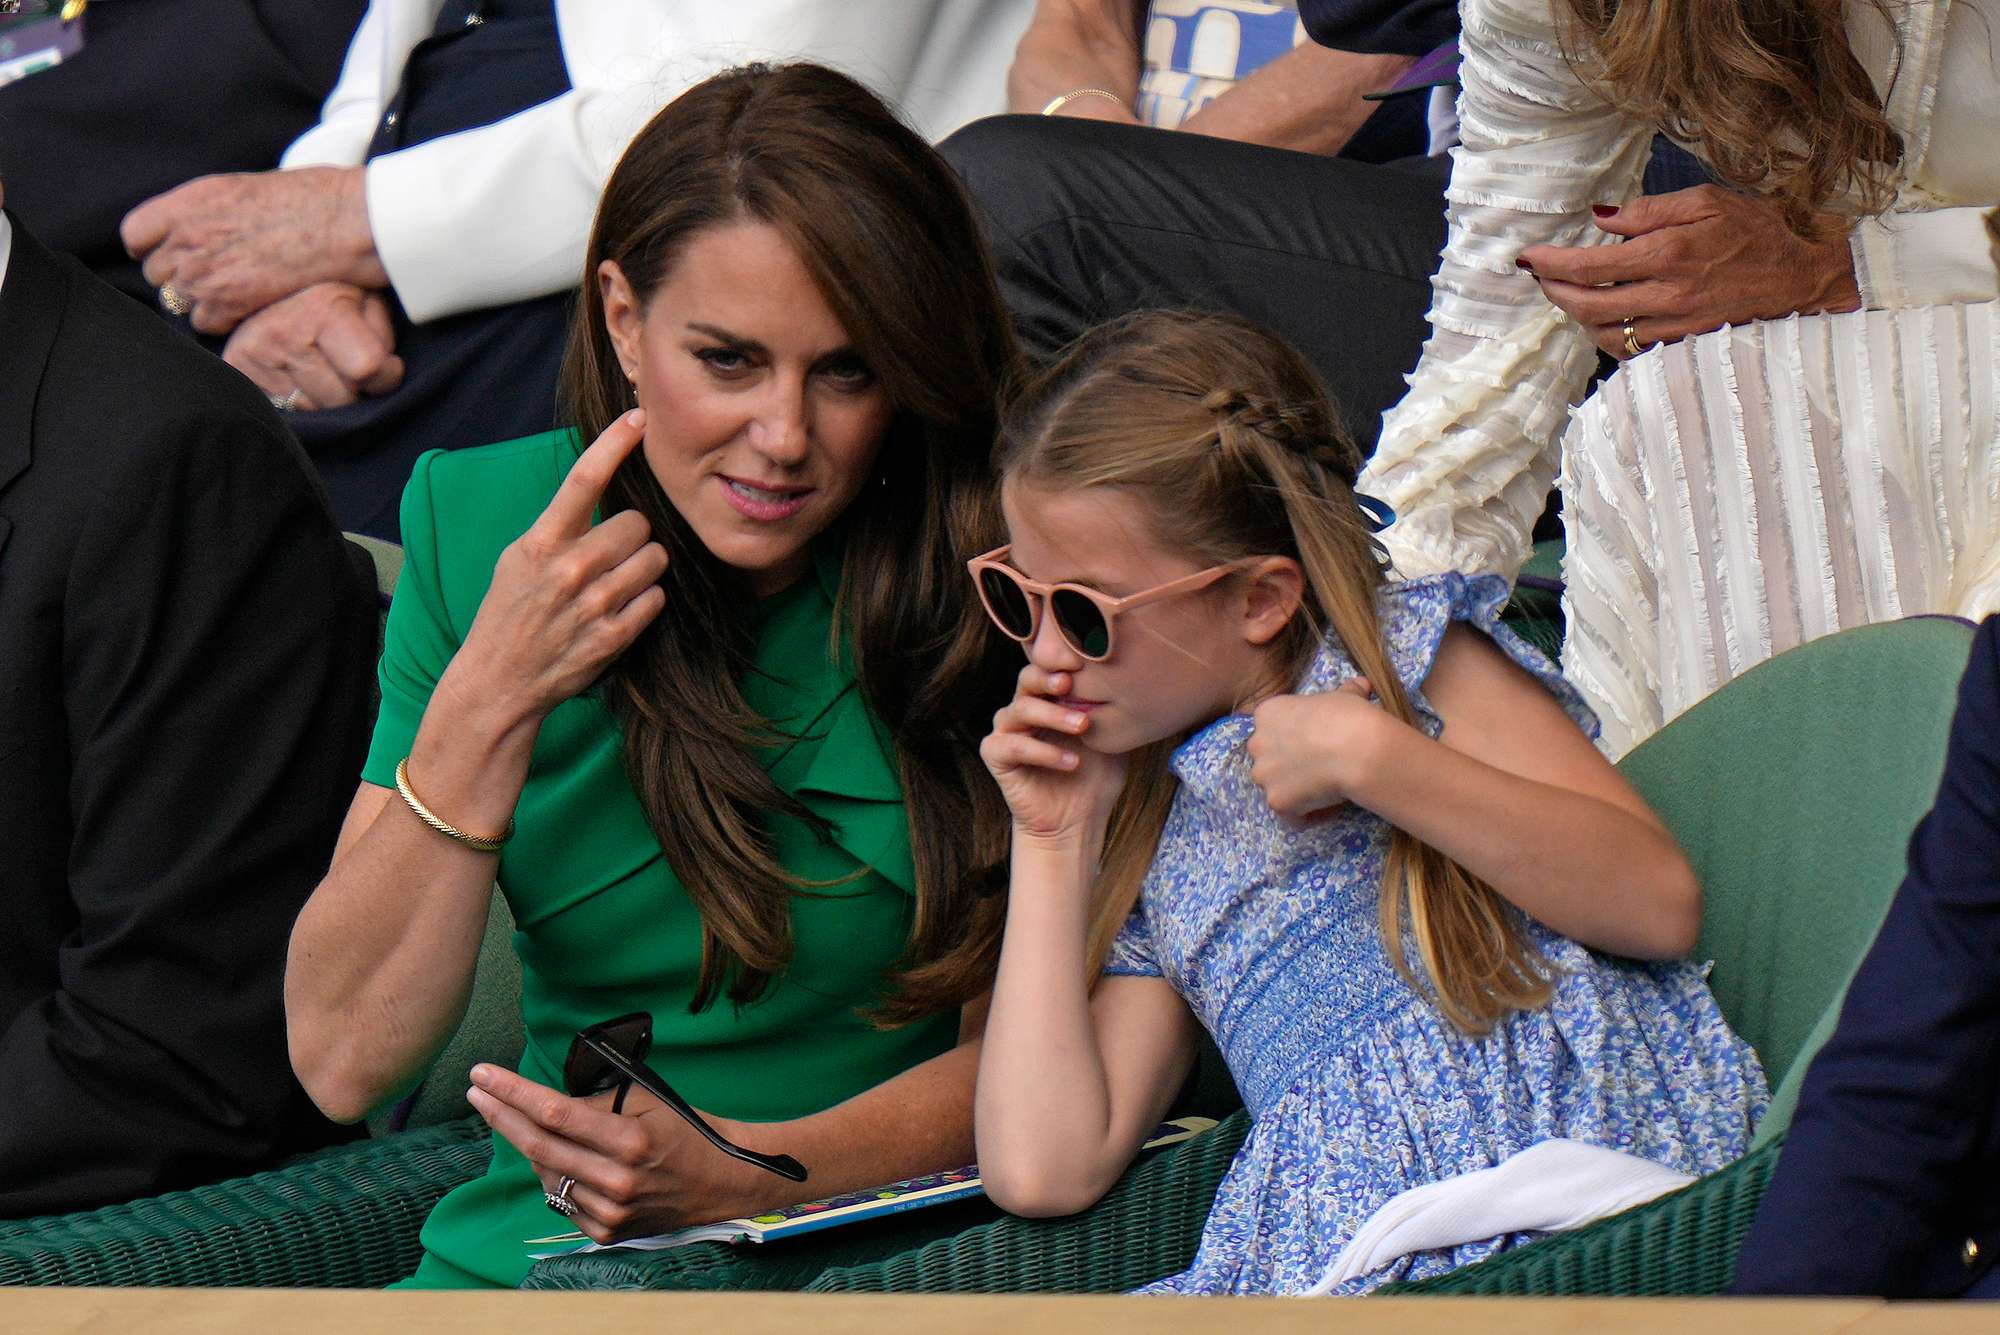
[1248,678,1393,818]
[980,664,1128,847]
[441,411,672,726]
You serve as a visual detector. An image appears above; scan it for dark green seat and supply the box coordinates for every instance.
[6,612,1967,1292]
[1386,615,1972,1295]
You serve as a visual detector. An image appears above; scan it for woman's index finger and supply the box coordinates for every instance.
[543,410,647,535]
[472,1063,630,1156]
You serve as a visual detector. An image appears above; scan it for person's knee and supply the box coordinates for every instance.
[939,114,1091,238]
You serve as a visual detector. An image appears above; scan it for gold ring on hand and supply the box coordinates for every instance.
[1621,317,1645,358]
[158,283,191,317]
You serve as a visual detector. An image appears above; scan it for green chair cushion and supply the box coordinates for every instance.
[1618,616,1971,1122]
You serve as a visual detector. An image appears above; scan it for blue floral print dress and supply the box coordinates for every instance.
[1106,572,1769,1295]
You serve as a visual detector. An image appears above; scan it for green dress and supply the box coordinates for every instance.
[362,430,957,1289]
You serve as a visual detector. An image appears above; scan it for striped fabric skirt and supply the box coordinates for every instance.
[1561,300,2000,757]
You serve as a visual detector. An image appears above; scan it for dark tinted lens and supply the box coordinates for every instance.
[565,1014,651,1096]
[563,1037,617,1097]
[980,568,1036,638]
[1051,589,1111,658]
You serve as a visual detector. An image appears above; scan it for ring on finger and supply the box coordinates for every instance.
[1621,317,1646,358]
[158,283,191,318]
[269,389,303,414]
[544,1175,580,1218]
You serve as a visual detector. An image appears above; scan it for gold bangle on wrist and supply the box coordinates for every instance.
[1041,87,1127,116]
[394,757,513,853]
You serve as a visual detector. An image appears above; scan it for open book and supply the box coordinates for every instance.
[527,1115,1218,1259]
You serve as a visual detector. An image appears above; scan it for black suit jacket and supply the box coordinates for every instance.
[1732,616,2000,1298]
[0,215,375,1217]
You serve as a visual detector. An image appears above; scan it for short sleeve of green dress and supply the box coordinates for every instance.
[360,431,958,1289]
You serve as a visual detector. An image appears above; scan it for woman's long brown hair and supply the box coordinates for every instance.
[1553,0,1906,240]
[560,64,1020,1021]
[999,310,1552,1035]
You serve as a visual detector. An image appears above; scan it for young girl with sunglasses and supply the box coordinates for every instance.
[970,310,1767,1294]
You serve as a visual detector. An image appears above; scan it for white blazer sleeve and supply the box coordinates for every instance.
[362,0,997,325]
[1358,0,1652,582]
[1852,205,2000,311]
[281,1,443,171]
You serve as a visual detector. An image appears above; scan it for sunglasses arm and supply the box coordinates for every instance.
[579,1035,809,1183]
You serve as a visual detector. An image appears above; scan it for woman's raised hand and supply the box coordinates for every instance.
[444,410,670,725]
[980,664,1128,846]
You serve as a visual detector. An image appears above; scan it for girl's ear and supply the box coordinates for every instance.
[599,259,644,383]
[1239,557,1305,646]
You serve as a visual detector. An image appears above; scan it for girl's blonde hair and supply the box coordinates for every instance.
[997,310,1551,1035]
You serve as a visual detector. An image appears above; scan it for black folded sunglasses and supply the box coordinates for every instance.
[562,1012,808,1183]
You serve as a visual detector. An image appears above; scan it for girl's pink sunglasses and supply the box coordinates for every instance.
[967,545,1265,662]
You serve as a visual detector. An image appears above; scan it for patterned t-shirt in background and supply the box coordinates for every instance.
[1138,0,1305,129]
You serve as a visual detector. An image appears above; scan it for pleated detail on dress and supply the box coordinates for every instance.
[1562,300,2000,756]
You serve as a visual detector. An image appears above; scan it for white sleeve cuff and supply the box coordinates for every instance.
[1851,207,2000,311]
[281,119,377,171]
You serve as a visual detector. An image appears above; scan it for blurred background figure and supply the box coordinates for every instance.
[114,0,1034,540]
[1009,0,1431,158]
[0,176,378,1218]
[0,0,368,304]
[945,0,1452,453]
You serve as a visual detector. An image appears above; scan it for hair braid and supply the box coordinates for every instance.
[998,309,1554,1034]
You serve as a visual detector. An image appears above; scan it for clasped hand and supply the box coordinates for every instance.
[1518,184,1862,359]
[466,1063,765,1243]
[1246,678,1389,819]
[224,282,404,412]
[121,166,388,335]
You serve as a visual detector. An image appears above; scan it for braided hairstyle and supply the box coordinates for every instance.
[996,309,1552,1034]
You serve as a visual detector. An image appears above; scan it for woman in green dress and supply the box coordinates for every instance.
[283,64,1021,1289]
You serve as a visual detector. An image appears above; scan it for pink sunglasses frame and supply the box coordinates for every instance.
[966,545,1267,662]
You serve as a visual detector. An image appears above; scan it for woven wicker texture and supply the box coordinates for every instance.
[1382,1137,1784,1295]
[804,1112,1253,1294]
[0,1118,490,1287]
[522,1195,1009,1292]
[524,1118,1251,1292]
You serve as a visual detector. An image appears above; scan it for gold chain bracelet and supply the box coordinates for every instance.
[394,757,513,853]
[1040,87,1127,116]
